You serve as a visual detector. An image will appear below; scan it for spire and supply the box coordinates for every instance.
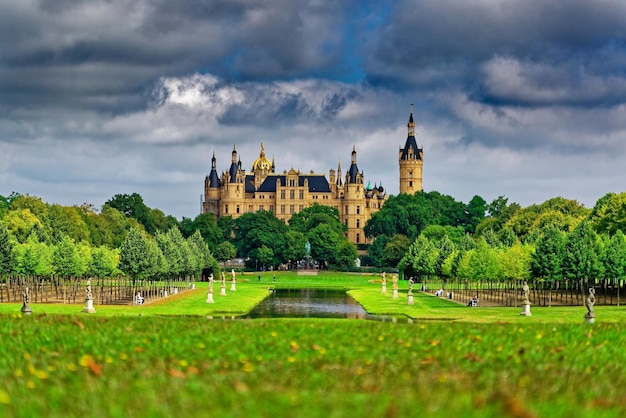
[407,103,415,137]
[229,145,239,183]
[209,151,220,188]
[348,145,359,183]
[336,160,343,186]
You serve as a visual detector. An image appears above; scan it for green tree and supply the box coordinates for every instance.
[561,221,603,282]
[105,193,157,234]
[368,234,391,267]
[289,203,345,235]
[383,234,411,267]
[255,245,275,269]
[0,192,21,219]
[156,228,182,277]
[603,230,626,281]
[119,227,159,282]
[234,211,289,264]
[334,240,358,270]
[401,235,438,280]
[3,209,45,243]
[0,221,16,274]
[52,236,84,277]
[588,192,626,235]
[531,227,565,282]
[15,233,53,276]
[214,241,237,263]
[88,246,119,278]
[465,238,499,282]
[498,242,532,280]
[180,213,224,252]
[307,223,340,267]
[283,230,306,265]
[434,234,456,279]
[463,195,487,234]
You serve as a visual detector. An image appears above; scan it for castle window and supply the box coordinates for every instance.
[366,202,369,208]
[356,219,360,228]
[225,204,229,214]
[236,205,240,214]
[409,171,413,178]
[356,233,360,244]
[289,179,295,187]
[290,205,295,214]
[281,190,285,199]
[409,181,413,188]
[299,205,303,212]
[259,205,264,211]
[280,205,285,214]
[299,190,304,199]
[345,205,348,215]
[269,205,274,213]
[356,206,360,215]
[290,190,295,199]
[248,205,253,212]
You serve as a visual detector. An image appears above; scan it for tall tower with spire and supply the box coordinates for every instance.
[399,104,423,195]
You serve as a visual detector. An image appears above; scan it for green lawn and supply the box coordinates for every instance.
[1,271,625,417]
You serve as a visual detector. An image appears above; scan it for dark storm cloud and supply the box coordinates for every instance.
[0,0,361,114]
[366,0,626,102]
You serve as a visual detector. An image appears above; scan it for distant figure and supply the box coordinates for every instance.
[467,296,478,307]
[435,288,444,297]
[522,281,530,304]
[136,291,144,305]
[585,288,596,317]
[258,275,261,282]
[85,279,93,300]
[23,286,30,304]
[273,274,276,282]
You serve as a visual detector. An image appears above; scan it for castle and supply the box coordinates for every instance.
[202,107,423,245]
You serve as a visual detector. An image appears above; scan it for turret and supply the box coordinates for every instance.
[399,104,423,194]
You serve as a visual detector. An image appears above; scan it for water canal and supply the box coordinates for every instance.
[242,288,410,322]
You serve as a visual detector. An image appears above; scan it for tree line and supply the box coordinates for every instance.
[398,193,626,285]
[2,189,626,282]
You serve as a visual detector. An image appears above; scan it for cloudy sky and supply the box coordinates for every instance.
[2,0,626,219]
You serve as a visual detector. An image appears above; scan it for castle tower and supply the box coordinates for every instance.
[203,151,222,216]
[399,104,423,194]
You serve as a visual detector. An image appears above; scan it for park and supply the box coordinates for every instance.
[1,270,626,418]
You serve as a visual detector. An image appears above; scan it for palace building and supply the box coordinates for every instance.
[202,107,423,245]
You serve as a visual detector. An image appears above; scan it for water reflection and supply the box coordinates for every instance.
[242,288,410,322]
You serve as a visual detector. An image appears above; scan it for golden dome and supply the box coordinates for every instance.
[252,142,272,171]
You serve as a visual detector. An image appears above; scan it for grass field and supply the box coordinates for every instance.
[1,271,625,417]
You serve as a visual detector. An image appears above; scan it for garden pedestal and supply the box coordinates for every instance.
[82,298,96,314]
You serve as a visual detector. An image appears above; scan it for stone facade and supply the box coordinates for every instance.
[202,108,423,245]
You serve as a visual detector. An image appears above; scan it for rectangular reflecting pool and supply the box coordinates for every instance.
[241,288,410,322]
